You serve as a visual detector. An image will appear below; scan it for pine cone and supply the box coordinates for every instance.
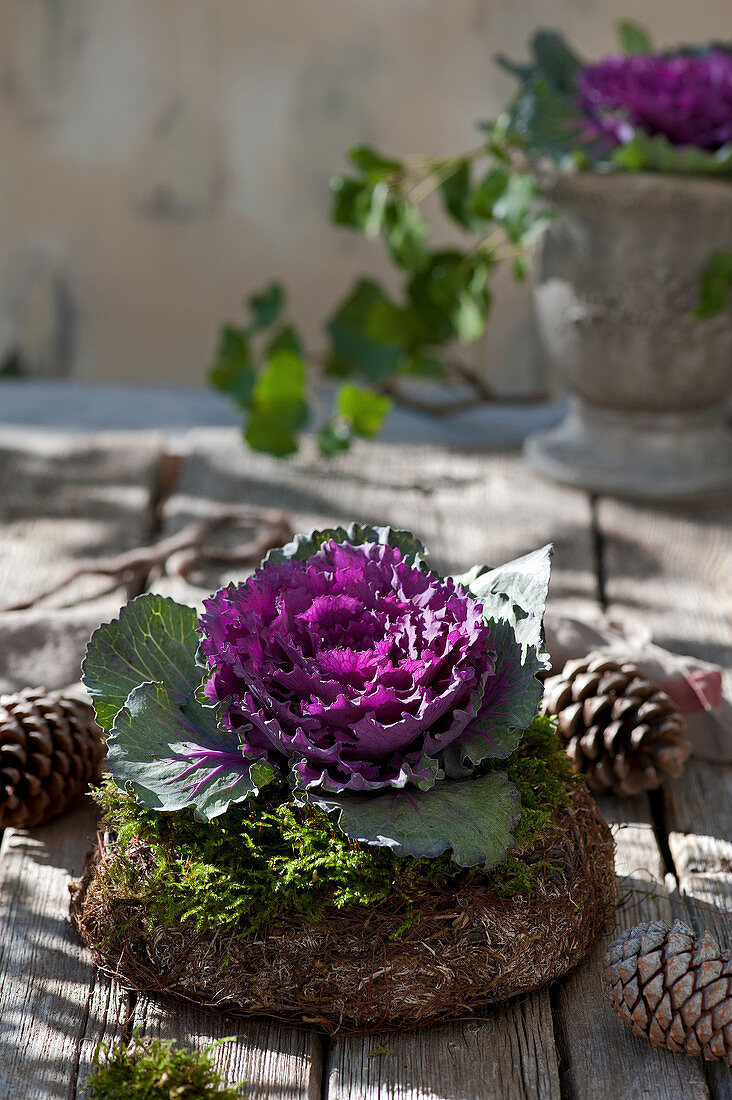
[541,653,691,797]
[603,919,732,1064]
[0,688,104,828]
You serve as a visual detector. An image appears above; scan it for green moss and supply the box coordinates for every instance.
[491,713,578,895]
[92,715,575,937]
[87,1033,244,1099]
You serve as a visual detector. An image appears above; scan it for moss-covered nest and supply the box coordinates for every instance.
[70,718,616,1033]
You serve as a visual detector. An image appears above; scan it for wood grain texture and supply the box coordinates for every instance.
[663,763,732,1100]
[0,608,108,694]
[0,805,98,1100]
[665,761,732,937]
[151,430,598,618]
[0,433,160,1097]
[597,496,732,708]
[0,430,162,613]
[598,495,732,1099]
[327,994,561,1100]
[550,794,711,1100]
[73,979,133,1100]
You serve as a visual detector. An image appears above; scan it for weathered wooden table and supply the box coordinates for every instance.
[0,427,730,1099]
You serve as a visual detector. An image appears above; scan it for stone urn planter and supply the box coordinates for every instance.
[526,172,732,500]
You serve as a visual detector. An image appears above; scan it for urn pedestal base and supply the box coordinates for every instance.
[525,398,732,502]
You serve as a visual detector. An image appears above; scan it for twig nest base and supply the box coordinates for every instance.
[71,784,615,1032]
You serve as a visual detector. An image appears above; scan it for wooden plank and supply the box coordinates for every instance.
[551,795,710,1099]
[0,609,110,694]
[327,994,561,1100]
[0,805,99,1099]
[73,979,133,1100]
[597,496,732,737]
[129,998,322,1100]
[665,761,732,938]
[0,805,133,1100]
[152,430,598,618]
[598,496,732,1097]
[597,494,732,937]
[0,430,162,613]
[0,432,163,1096]
[664,763,732,1100]
[597,497,732,930]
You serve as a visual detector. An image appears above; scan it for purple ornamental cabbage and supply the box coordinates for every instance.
[577,49,732,151]
[83,526,551,867]
[198,539,497,793]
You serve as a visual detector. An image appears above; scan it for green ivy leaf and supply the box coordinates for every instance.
[330,177,378,231]
[402,352,445,378]
[439,160,478,230]
[266,324,304,358]
[336,383,392,437]
[363,181,389,237]
[468,166,510,220]
[453,290,487,343]
[494,55,536,84]
[207,326,256,407]
[408,251,492,345]
[300,770,521,869]
[531,30,583,94]
[505,76,593,163]
[245,410,299,458]
[108,681,274,821]
[520,210,555,247]
[326,280,405,382]
[365,299,413,344]
[493,174,540,242]
[617,21,652,55]
[317,420,353,457]
[247,283,284,332]
[348,145,403,179]
[692,251,732,320]
[82,595,202,734]
[383,200,431,272]
[252,335,309,432]
[407,252,464,343]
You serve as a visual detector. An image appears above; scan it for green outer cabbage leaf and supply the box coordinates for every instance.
[263,523,427,568]
[300,770,521,869]
[107,681,274,822]
[82,594,203,733]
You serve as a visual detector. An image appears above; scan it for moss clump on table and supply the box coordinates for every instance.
[87,1033,244,1099]
[92,715,576,939]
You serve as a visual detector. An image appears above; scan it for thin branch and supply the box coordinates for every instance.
[2,509,293,612]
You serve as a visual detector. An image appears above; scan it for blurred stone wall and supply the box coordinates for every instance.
[0,0,728,389]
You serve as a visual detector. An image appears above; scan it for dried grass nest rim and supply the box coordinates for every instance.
[70,783,616,1034]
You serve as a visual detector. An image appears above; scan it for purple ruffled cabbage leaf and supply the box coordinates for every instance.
[198,537,498,794]
[84,527,553,867]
